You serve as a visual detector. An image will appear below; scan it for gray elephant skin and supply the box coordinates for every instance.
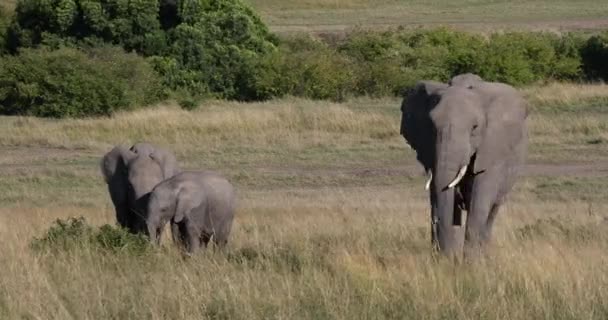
[400,73,528,258]
[100,142,180,234]
[146,171,236,253]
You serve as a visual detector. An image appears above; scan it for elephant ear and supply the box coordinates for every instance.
[474,95,528,174]
[149,148,180,179]
[100,145,137,184]
[401,80,448,170]
[174,183,205,223]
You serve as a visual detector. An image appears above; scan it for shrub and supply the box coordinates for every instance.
[0,6,9,53]
[31,217,151,255]
[581,31,608,81]
[280,45,354,101]
[340,28,485,96]
[0,46,164,117]
[7,0,164,54]
[162,0,278,100]
[8,0,278,100]
[30,217,93,252]
[340,29,584,93]
[243,35,355,101]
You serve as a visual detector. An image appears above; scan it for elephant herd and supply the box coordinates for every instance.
[101,143,235,254]
[100,73,528,260]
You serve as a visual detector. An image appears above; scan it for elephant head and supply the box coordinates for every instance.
[145,175,205,244]
[100,143,180,233]
[400,74,528,256]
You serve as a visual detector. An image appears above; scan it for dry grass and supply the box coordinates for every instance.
[245,0,608,33]
[524,82,608,109]
[1,83,608,319]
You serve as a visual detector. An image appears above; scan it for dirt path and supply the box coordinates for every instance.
[253,162,608,179]
[1,146,607,178]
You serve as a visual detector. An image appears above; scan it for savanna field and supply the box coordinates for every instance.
[1,0,608,319]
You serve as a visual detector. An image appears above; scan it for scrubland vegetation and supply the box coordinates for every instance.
[2,0,608,117]
[1,0,608,319]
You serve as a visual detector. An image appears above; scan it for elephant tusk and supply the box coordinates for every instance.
[447,165,468,189]
[424,172,433,190]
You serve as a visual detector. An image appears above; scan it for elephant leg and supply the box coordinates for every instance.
[482,203,502,242]
[147,223,161,245]
[171,221,187,247]
[428,191,439,250]
[464,172,501,258]
[115,204,133,231]
[199,232,212,248]
[185,222,201,254]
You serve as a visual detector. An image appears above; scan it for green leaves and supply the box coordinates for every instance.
[0,46,164,117]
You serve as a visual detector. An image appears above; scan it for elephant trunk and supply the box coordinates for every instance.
[432,127,468,257]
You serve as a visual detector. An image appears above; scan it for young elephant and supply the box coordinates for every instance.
[100,142,179,234]
[146,171,236,253]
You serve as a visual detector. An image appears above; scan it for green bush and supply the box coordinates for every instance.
[0,46,164,117]
[581,31,608,81]
[243,35,355,101]
[30,217,94,252]
[340,29,483,95]
[8,0,278,100]
[475,32,582,85]
[7,0,164,54]
[0,6,9,53]
[162,0,278,100]
[2,0,594,104]
[31,217,152,256]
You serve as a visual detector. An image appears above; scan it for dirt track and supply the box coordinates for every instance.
[1,146,606,179]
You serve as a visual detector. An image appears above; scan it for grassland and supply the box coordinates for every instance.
[245,0,608,33]
[0,83,608,319]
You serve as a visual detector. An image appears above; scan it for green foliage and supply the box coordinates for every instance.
[8,0,278,100]
[7,0,163,54]
[162,0,278,100]
[0,6,9,53]
[476,32,582,85]
[30,217,93,252]
[240,35,355,101]
[340,29,583,93]
[94,224,152,255]
[31,217,151,255]
[1,0,599,106]
[0,46,163,117]
[340,28,486,96]
[581,31,608,81]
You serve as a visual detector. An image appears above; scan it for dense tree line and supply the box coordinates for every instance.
[1,0,608,117]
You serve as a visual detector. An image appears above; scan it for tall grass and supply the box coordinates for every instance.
[0,83,607,319]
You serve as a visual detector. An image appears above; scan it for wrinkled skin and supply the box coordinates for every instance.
[146,171,236,254]
[400,73,528,259]
[100,142,180,234]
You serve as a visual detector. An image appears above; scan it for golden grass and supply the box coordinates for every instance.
[2,189,608,319]
[0,83,608,319]
[524,82,608,108]
[245,0,608,33]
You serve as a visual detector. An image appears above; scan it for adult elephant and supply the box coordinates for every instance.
[100,142,180,234]
[400,74,528,258]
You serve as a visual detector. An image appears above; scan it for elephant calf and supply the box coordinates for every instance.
[101,142,180,234]
[146,171,236,253]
